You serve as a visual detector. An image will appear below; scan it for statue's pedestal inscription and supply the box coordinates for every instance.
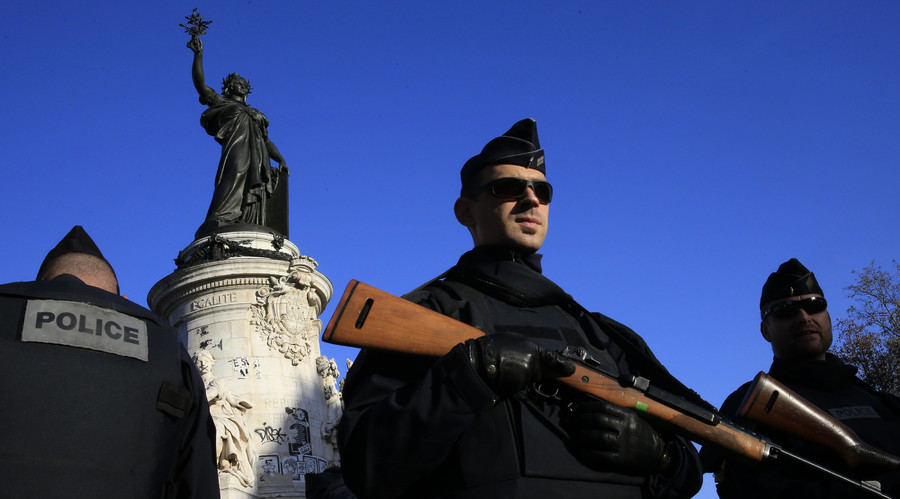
[149,231,337,498]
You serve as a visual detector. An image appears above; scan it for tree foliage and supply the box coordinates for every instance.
[833,260,900,396]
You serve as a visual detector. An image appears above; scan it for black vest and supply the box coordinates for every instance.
[0,278,193,498]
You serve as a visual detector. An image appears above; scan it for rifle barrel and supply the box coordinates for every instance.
[775,447,892,499]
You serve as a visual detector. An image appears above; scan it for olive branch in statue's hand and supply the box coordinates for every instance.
[180,8,212,39]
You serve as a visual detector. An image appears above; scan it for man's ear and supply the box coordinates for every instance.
[454,197,475,228]
[760,320,771,342]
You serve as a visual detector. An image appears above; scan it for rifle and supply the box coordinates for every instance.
[739,371,900,471]
[324,280,895,498]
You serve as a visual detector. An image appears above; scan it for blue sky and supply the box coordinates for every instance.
[2,2,898,496]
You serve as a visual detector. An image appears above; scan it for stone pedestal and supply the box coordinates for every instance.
[149,231,337,498]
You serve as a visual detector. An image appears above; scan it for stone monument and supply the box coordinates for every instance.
[148,12,339,498]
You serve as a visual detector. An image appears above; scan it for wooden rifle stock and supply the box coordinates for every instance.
[739,371,900,471]
[323,281,893,498]
[323,280,768,461]
[323,280,486,355]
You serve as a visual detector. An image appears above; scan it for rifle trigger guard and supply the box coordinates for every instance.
[533,382,560,400]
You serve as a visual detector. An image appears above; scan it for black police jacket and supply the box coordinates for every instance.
[339,246,705,498]
[0,275,219,498]
[700,355,900,498]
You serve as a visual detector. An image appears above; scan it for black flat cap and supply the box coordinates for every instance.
[760,258,824,310]
[37,226,109,278]
[460,118,545,188]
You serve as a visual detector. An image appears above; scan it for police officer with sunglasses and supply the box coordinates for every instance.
[338,118,709,498]
[700,258,900,498]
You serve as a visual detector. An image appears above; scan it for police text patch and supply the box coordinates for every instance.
[828,406,880,421]
[22,300,149,361]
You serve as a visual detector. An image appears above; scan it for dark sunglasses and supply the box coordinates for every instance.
[762,296,828,320]
[467,177,553,204]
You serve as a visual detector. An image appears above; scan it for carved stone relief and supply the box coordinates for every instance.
[251,264,323,365]
[315,355,344,466]
[194,350,257,488]
[320,384,343,466]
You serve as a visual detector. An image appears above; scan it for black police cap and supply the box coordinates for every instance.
[37,225,110,278]
[460,118,545,187]
[760,258,824,310]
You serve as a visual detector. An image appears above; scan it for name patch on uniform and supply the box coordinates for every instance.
[22,299,149,361]
[828,406,880,421]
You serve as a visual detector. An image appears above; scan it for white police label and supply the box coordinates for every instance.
[22,300,149,361]
[828,406,880,421]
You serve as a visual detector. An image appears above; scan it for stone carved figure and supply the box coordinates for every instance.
[315,355,340,382]
[251,268,322,365]
[184,11,288,238]
[194,350,257,488]
[315,356,344,465]
[320,381,343,466]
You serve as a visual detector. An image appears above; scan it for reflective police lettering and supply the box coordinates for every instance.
[123,326,139,345]
[34,310,129,340]
[77,314,94,334]
[828,406,880,420]
[22,299,149,361]
[35,312,54,328]
[105,321,122,338]
[57,312,77,330]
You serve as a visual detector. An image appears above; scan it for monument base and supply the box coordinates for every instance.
[150,229,337,498]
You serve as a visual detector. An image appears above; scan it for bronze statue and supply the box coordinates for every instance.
[183,10,289,239]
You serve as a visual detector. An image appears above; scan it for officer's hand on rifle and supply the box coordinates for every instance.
[463,334,575,398]
[566,399,672,475]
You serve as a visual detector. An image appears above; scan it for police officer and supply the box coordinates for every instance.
[338,119,708,498]
[700,258,900,498]
[0,226,220,498]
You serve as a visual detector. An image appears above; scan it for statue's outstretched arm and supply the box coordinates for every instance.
[187,37,213,98]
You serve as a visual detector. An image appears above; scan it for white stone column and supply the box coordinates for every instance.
[149,231,336,498]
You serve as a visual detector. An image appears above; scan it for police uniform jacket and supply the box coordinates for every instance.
[339,246,706,498]
[0,275,219,498]
[700,355,900,498]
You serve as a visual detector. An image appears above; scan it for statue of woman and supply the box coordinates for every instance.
[187,37,288,236]
[194,350,257,488]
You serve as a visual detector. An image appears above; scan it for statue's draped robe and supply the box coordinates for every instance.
[206,376,256,487]
[199,89,278,225]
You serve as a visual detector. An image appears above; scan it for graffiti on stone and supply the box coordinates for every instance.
[199,338,222,350]
[257,454,280,482]
[282,456,301,480]
[232,357,251,377]
[255,422,288,444]
[301,455,328,475]
[286,407,311,456]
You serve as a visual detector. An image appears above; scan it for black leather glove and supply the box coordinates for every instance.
[463,334,575,398]
[565,399,671,475]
